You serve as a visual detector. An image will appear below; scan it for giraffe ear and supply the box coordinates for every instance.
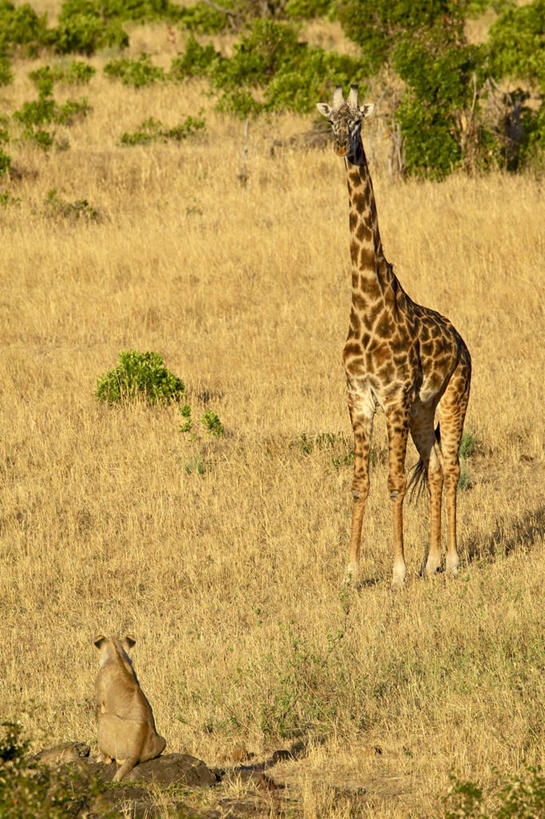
[360,103,374,118]
[316,103,332,118]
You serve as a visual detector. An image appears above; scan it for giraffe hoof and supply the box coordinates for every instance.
[423,561,441,579]
[446,554,459,578]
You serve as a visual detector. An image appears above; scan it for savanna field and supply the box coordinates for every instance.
[2,4,545,817]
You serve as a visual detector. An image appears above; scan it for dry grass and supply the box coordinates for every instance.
[1,20,545,817]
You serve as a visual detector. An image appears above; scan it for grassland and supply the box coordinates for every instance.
[1,16,545,818]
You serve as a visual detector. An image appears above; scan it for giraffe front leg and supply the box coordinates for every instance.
[386,406,409,590]
[345,387,375,585]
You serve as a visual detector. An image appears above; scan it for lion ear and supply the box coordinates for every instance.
[93,635,107,650]
[316,103,332,118]
[360,103,374,118]
[122,636,136,651]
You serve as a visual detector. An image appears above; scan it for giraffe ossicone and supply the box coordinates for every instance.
[317,84,471,590]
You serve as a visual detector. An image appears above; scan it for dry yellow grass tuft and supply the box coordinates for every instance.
[1,23,545,816]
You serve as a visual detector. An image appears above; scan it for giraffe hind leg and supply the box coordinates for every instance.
[437,355,471,577]
[409,406,443,577]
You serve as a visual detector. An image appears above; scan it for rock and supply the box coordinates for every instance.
[124,753,218,787]
[34,742,90,766]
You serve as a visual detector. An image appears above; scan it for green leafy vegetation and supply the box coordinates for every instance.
[0,55,13,85]
[96,350,186,405]
[104,52,166,86]
[1,0,545,176]
[0,722,99,817]
[44,187,100,221]
[12,84,91,150]
[173,19,368,116]
[444,765,545,817]
[120,115,205,145]
[0,145,11,176]
[0,0,51,55]
[169,34,220,80]
[28,60,96,95]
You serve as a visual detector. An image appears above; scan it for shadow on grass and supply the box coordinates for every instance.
[465,504,545,565]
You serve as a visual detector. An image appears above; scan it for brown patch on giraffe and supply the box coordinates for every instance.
[350,239,360,263]
[353,192,367,211]
[379,362,396,381]
[421,341,434,357]
[349,169,361,185]
[349,310,361,335]
[349,211,358,231]
[344,341,361,358]
[359,275,380,296]
[356,221,372,242]
[371,345,391,368]
[352,292,366,312]
[376,315,392,338]
[359,247,375,267]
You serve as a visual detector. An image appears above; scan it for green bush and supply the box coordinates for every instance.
[55,0,129,55]
[208,18,368,115]
[177,0,233,33]
[169,34,220,80]
[444,765,545,817]
[29,61,96,93]
[13,87,91,151]
[0,1,51,54]
[44,187,100,221]
[96,350,186,405]
[120,115,205,145]
[0,722,98,818]
[100,0,183,21]
[284,0,333,19]
[0,145,11,176]
[200,410,224,437]
[104,52,165,86]
[0,55,13,85]
[487,0,545,91]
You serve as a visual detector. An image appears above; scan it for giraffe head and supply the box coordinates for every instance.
[317,85,374,164]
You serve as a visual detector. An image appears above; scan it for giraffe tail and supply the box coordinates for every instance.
[408,424,441,503]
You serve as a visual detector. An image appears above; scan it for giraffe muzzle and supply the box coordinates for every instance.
[336,143,349,157]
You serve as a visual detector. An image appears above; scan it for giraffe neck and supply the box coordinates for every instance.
[345,148,391,304]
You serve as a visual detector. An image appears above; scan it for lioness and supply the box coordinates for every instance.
[94,635,166,781]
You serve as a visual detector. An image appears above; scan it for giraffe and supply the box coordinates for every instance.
[317,85,471,589]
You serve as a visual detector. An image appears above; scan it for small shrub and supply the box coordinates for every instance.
[169,34,220,80]
[0,190,21,206]
[54,0,129,55]
[284,0,333,19]
[0,722,98,817]
[13,91,91,127]
[120,115,205,145]
[104,52,165,86]
[183,453,205,475]
[0,2,51,55]
[44,187,100,221]
[459,430,476,460]
[29,61,96,92]
[177,0,232,33]
[179,403,192,433]
[200,410,224,437]
[96,349,186,405]
[209,18,368,116]
[0,55,13,85]
[0,145,11,176]
[444,765,545,817]
[487,0,545,91]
